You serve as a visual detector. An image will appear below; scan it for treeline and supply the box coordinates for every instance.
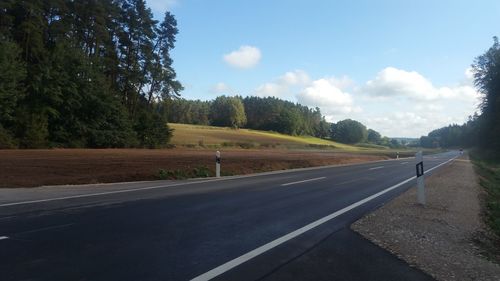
[165,96,331,138]
[419,117,478,148]
[420,37,500,155]
[331,119,404,147]
[0,0,181,148]
[165,96,399,146]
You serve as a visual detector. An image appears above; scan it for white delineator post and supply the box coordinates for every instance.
[216,151,221,178]
[415,151,425,205]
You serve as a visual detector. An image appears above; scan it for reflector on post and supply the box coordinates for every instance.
[415,151,425,205]
[216,151,221,178]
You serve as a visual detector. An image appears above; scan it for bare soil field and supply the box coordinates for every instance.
[0,148,387,188]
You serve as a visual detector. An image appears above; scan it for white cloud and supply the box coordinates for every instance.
[255,70,310,97]
[363,67,480,102]
[356,67,481,137]
[296,78,360,116]
[248,66,479,138]
[363,112,431,138]
[211,82,234,94]
[326,75,354,90]
[465,67,474,81]
[223,46,261,69]
[255,82,286,97]
[280,70,311,85]
[362,107,473,138]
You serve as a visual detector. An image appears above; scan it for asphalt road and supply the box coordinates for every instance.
[0,151,459,281]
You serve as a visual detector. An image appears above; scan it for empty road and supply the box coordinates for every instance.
[0,151,459,280]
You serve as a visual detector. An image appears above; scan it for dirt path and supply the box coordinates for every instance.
[0,148,386,188]
[352,156,500,281]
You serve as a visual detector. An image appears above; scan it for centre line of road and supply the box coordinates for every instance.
[0,236,9,240]
[401,162,409,165]
[280,177,326,186]
[191,156,457,281]
[14,223,75,236]
[0,156,419,208]
[369,166,384,170]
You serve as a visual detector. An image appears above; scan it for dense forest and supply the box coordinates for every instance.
[419,37,500,156]
[0,0,181,148]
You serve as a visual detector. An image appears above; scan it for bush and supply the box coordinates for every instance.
[135,110,172,148]
[0,124,16,148]
[18,113,49,148]
[331,119,368,144]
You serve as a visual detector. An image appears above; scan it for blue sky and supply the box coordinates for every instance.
[148,0,500,137]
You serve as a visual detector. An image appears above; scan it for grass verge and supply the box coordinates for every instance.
[470,149,500,260]
[157,165,220,180]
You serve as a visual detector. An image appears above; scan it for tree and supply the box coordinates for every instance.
[331,119,368,144]
[210,96,247,128]
[0,0,182,148]
[420,136,438,148]
[389,139,401,148]
[277,108,301,135]
[242,96,326,136]
[367,129,382,144]
[0,40,26,127]
[472,36,500,152]
[316,119,331,139]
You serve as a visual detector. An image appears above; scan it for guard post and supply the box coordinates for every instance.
[215,151,221,178]
[415,151,425,205]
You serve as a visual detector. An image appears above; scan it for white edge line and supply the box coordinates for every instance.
[190,156,457,281]
[368,166,384,170]
[280,177,326,186]
[0,236,9,240]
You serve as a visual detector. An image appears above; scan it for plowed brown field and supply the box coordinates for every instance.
[0,148,388,188]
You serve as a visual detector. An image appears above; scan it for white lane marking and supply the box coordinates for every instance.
[15,223,75,235]
[190,156,457,281]
[401,162,409,165]
[369,166,384,170]
[280,177,326,186]
[0,153,453,208]
[0,236,9,240]
[0,179,229,207]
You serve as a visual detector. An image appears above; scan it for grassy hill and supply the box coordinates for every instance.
[169,123,365,150]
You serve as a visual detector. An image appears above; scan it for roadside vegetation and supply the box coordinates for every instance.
[471,150,500,251]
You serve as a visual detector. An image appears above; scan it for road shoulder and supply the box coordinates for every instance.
[352,156,500,281]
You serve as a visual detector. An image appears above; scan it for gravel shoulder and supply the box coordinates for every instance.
[352,156,500,281]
